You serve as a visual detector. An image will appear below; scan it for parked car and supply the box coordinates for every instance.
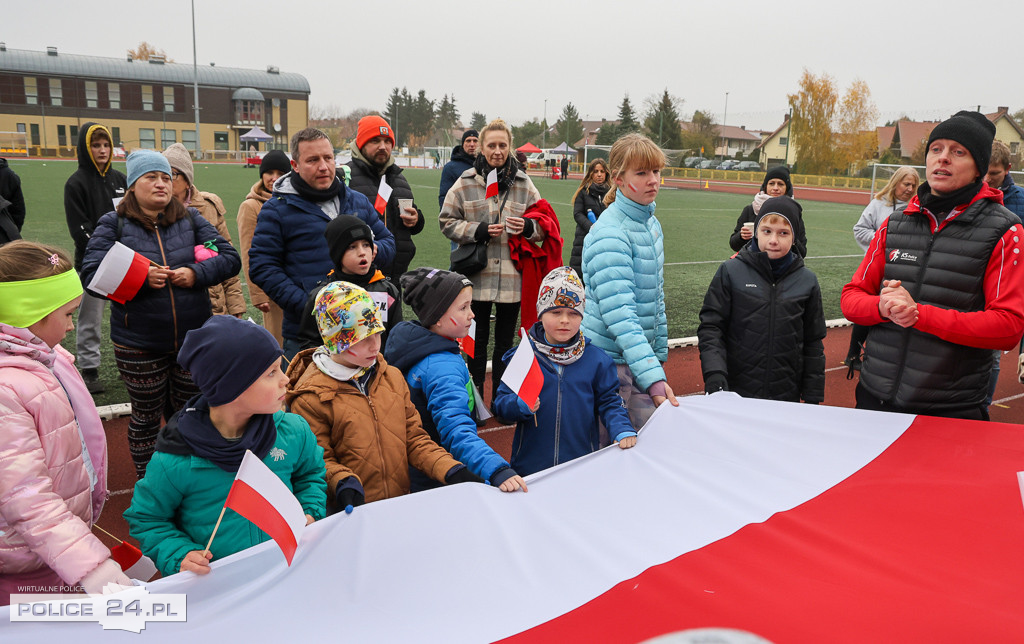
[719,160,741,171]
[698,159,717,170]
[683,156,703,168]
[735,161,763,172]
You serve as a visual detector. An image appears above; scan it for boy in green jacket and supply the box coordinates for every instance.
[124,316,326,577]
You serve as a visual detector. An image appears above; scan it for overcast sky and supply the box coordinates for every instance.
[5,0,1021,133]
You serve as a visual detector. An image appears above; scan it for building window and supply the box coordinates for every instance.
[50,79,62,107]
[111,127,121,147]
[108,83,120,109]
[29,124,40,146]
[160,86,177,113]
[57,125,67,147]
[234,100,264,125]
[24,78,37,105]
[1012,142,1020,154]
[182,130,197,152]
[70,125,79,144]
[16,123,26,134]
[85,81,98,108]
[214,131,228,151]
[161,129,176,148]
[142,85,153,111]
[779,137,788,146]
[139,128,156,149]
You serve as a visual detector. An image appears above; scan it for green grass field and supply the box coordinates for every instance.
[7,158,866,405]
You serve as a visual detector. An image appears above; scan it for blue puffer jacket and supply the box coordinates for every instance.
[580,190,668,391]
[384,320,514,486]
[492,323,635,477]
[248,178,395,340]
[999,174,1024,218]
[438,145,475,209]
[81,209,240,353]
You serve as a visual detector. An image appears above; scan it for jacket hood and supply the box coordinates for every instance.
[737,242,804,280]
[450,145,475,165]
[285,347,319,394]
[76,122,113,177]
[383,320,459,373]
[286,346,390,402]
[246,179,272,204]
[0,158,7,170]
[350,140,395,175]
[153,402,194,456]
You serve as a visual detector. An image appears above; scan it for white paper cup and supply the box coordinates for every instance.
[398,198,413,212]
[742,222,755,233]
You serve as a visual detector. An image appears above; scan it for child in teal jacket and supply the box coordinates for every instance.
[124,316,326,576]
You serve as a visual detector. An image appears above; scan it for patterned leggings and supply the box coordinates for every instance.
[113,344,199,478]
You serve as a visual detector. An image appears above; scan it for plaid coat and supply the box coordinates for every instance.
[439,168,543,303]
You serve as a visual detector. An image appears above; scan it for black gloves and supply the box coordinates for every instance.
[331,478,365,515]
[704,372,728,394]
[474,221,492,242]
[445,465,484,485]
[521,218,535,238]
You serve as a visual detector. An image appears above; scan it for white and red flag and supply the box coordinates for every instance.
[224,450,307,566]
[485,169,499,199]
[374,176,393,216]
[458,319,477,358]
[109,539,158,582]
[500,328,543,409]
[87,241,150,304]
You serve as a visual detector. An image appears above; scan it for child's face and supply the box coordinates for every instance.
[331,332,381,368]
[431,287,474,339]
[341,239,374,275]
[615,166,661,205]
[231,360,289,415]
[757,219,794,260]
[28,296,82,349]
[540,308,582,345]
[985,162,1010,190]
[90,137,111,167]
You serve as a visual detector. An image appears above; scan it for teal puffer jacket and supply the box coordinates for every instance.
[581,190,668,392]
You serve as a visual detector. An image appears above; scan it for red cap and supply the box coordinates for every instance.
[356,115,395,150]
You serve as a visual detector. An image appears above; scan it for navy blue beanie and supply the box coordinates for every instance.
[178,316,283,406]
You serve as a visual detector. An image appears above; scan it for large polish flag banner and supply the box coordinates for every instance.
[86,241,150,304]
[4,394,1024,641]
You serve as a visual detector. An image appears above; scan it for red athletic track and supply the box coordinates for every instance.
[94,324,1024,574]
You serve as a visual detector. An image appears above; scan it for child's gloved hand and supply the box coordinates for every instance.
[445,465,484,485]
[704,373,728,394]
[333,482,364,514]
[80,559,132,593]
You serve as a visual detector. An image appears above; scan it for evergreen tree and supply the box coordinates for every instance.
[512,119,544,147]
[435,94,461,146]
[555,102,584,147]
[617,94,639,134]
[680,109,717,156]
[409,90,435,145]
[643,90,684,149]
[384,87,415,147]
[470,112,488,131]
[595,121,618,145]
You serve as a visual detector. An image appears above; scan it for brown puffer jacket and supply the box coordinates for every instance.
[190,187,246,316]
[285,348,462,503]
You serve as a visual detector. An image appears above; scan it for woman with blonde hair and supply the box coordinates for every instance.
[845,166,920,374]
[440,118,545,397]
[582,133,679,429]
[570,158,611,280]
[853,166,920,252]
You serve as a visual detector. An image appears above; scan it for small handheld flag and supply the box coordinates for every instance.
[87,242,153,304]
[458,319,477,358]
[485,169,499,199]
[94,525,158,581]
[375,176,393,217]
[500,328,543,410]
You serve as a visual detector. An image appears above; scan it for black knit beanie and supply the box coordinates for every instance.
[755,196,804,247]
[178,316,283,406]
[324,214,374,269]
[259,149,292,177]
[761,166,794,196]
[401,267,473,328]
[927,110,996,177]
[462,129,479,144]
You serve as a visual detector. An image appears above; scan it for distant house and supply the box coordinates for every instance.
[985,106,1024,157]
[754,114,796,168]
[714,124,762,158]
[574,119,619,148]
[881,120,940,161]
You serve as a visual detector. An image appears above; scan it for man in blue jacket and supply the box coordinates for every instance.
[437,129,478,209]
[249,128,395,359]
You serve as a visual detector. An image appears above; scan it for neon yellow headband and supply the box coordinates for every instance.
[0,270,83,328]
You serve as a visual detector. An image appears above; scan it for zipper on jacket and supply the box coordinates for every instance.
[364,393,390,499]
[553,364,563,467]
[889,234,935,400]
[154,227,180,350]
[764,281,777,396]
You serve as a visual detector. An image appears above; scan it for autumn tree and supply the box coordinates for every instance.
[834,79,880,172]
[643,89,684,149]
[787,69,840,174]
[555,102,584,147]
[128,42,173,62]
[512,119,544,147]
[470,112,488,131]
[681,109,717,156]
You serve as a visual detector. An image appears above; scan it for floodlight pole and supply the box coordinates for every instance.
[543,99,547,149]
[191,0,202,159]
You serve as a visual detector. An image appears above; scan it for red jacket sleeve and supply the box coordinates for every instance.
[840,222,888,325]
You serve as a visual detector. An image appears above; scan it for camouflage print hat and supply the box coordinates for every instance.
[313,281,384,354]
[536,267,585,317]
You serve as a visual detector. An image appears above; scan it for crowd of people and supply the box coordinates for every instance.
[1,109,1023,599]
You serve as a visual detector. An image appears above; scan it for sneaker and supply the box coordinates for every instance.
[81,368,106,395]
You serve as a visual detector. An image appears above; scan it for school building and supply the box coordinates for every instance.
[0,44,310,158]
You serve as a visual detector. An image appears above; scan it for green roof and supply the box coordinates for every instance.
[0,47,309,94]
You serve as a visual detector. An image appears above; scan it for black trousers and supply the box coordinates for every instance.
[468,300,521,399]
[855,382,989,421]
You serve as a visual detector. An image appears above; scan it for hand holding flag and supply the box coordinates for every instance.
[87,242,160,304]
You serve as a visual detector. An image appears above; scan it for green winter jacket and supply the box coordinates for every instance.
[124,410,326,576]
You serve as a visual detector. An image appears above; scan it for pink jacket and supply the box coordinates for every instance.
[0,325,110,583]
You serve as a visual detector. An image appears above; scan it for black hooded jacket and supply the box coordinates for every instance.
[0,157,25,233]
[64,122,127,269]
